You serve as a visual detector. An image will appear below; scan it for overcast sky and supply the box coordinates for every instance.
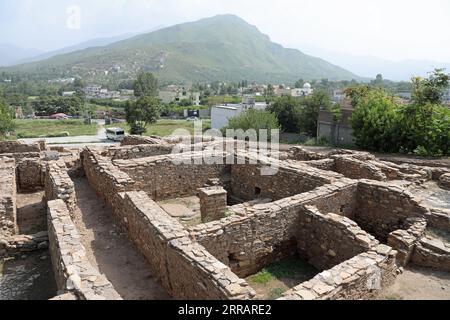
[1,0,449,62]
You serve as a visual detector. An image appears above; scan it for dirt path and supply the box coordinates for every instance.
[16,191,47,235]
[72,177,170,300]
[379,266,450,300]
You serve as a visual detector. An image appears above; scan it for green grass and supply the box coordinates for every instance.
[248,258,318,286]
[268,288,286,300]
[14,119,98,138]
[106,119,211,137]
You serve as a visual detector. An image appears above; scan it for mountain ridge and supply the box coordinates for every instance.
[2,14,360,83]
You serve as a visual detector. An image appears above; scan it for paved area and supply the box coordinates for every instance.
[72,177,170,300]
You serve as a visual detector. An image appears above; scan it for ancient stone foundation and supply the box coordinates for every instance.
[2,140,450,300]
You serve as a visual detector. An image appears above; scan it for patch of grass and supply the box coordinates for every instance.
[106,119,211,137]
[248,258,318,286]
[14,120,98,138]
[384,294,404,300]
[248,269,274,285]
[268,288,285,300]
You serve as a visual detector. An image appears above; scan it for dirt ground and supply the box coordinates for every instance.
[158,196,202,227]
[16,191,47,235]
[379,266,450,300]
[72,177,170,300]
[0,252,57,300]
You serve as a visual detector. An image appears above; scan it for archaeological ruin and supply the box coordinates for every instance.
[0,137,449,300]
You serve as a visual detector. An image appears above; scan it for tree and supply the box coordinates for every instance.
[125,96,160,135]
[350,89,400,152]
[295,79,305,88]
[411,68,449,105]
[267,96,302,132]
[134,72,159,97]
[372,74,384,87]
[223,109,280,139]
[0,99,15,139]
[299,90,332,136]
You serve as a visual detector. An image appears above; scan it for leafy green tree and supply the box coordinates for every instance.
[134,72,159,97]
[223,109,280,138]
[125,96,160,135]
[299,90,332,136]
[267,96,302,132]
[411,68,449,105]
[0,99,15,139]
[350,89,400,152]
[295,79,305,88]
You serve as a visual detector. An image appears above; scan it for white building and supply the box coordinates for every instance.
[291,83,314,97]
[211,101,268,130]
[159,90,200,106]
[62,91,76,97]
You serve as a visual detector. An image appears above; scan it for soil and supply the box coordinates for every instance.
[16,191,47,235]
[158,196,202,227]
[379,266,450,300]
[72,177,170,300]
[0,252,57,300]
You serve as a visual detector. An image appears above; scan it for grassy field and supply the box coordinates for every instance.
[14,119,98,138]
[106,119,211,137]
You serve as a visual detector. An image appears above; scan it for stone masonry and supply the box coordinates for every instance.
[199,186,228,223]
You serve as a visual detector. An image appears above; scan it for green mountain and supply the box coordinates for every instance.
[3,15,360,83]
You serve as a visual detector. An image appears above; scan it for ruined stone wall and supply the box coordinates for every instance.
[230,163,341,202]
[0,158,17,238]
[0,141,41,154]
[335,156,387,181]
[104,144,173,160]
[121,135,164,146]
[280,246,397,300]
[17,158,45,192]
[113,154,230,201]
[297,206,379,271]
[44,161,76,213]
[355,180,429,242]
[411,237,450,271]
[81,148,135,209]
[111,191,254,300]
[47,199,121,300]
[189,180,360,277]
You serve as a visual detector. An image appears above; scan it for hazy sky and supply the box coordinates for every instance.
[1,0,449,62]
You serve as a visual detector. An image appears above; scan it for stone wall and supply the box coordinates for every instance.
[113,153,230,201]
[110,191,254,300]
[0,158,17,238]
[387,218,427,266]
[355,180,429,242]
[121,135,164,146]
[230,162,342,202]
[199,186,228,223]
[81,148,135,209]
[334,156,387,181]
[47,199,121,300]
[44,161,77,213]
[297,206,379,271]
[104,144,173,160]
[0,231,48,258]
[411,236,450,271]
[189,180,360,277]
[280,246,397,300]
[17,158,45,192]
[0,141,41,154]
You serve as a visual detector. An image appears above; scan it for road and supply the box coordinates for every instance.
[19,120,120,148]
